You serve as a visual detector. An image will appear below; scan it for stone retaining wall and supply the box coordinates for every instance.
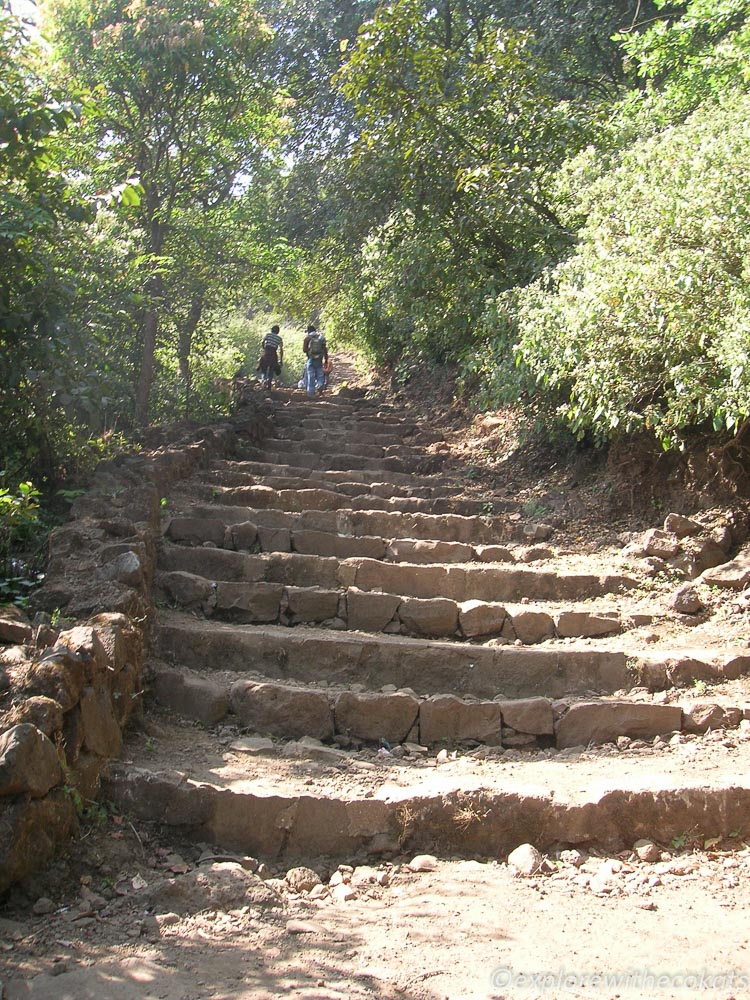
[0,405,271,891]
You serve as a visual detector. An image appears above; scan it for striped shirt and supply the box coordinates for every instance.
[262,331,283,352]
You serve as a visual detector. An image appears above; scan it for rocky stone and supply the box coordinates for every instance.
[0,724,63,798]
[387,538,474,564]
[2,696,63,738]
[214,581,283,621]
[152,666,230,724]
[555,701,682,748]
[0,789,77,892]
[284,586,340,624]
[419,694,502,745]
[166,517,226,547]
[458,600,507,639]
[518,546,554,563]
[335,690,419,744]
[346,587,401,632]
[642,529,680,559]
[286,866,322,892]
[700,546,750,589]
[258,525,292,552]
[230,737,275,755]
[398,596,459,638]
[408,854,438,872]
[508,843,543,876]
[475,545,515,563]
[0,609,32,645]
[682,703,743,734]
[156,570,213,609]
[663,513,702,538]
[230,681,333,740]
[556,611,620,638]
[507,610,555,644]
[226,520,259,551]
[634,839,661,863]
[23,650,86,712]
[671,584,703,614]
[79,684,123,757]
[99,551,144,588]
[495,697,554,736]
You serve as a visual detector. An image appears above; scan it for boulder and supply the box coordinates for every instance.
[285,586,340,624]
[419,694,502,745]
[214,582,283,621]
[507,610,555,644]
[230,681,333,740]
[398,596,458,638]
[458,600,507,639]
[334,690,419,744]
[346,588,401,632]
[0,724,63,797]
[556,611,620,639]
[495,697,554,736]
[555,701,682,748]
[166,517,227,547]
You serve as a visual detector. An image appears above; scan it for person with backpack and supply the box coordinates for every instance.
[257,324,284,390]
[302,324,328,397]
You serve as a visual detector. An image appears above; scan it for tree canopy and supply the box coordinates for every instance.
[1,0,749,507]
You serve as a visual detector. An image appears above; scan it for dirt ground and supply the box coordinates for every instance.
[2,802,750,1000]
[2,358,750,999]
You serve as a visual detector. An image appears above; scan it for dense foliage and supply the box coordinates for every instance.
[1,0,749,576]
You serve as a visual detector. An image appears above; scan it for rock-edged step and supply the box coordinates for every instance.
[216,483,519,517]
[157,547,635,603]
[199,468,466,501]
[156,567,654,645]
[238,445,445,476]
[154,613,749,702]
[102,713,750,861]
[203,458,452,490]
[148,661,750,749]
[169,501,523,547]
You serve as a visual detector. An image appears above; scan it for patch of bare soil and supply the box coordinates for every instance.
[2,790,750,1000]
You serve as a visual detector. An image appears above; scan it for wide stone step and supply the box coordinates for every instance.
[173,502,516,546]
[156,562,645,644]
[150,659,750,744]
[217,458,445,488]
[102,716,750,860]
[156,614,633,700]
[239,447,445,475]
[158,547,635,603]
[199,468,464,501]
[218,483,515,517]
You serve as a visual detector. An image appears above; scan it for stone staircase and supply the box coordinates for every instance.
[102,382,750,865]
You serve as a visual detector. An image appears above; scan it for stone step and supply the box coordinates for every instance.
[147,662,749,748]
[154,613,750,704]
[102,715,750,860]
[156,563,645,643]
[199,468,465,501]
[238,446,445,475]
[172,502,517,547]
[218,458,446,488]
[259,436,417,459]
[157,547,635,604]
[218,483,514,517]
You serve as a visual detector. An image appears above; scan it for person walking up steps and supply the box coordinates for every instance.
[257,324,284,390]
[302,324,328,398]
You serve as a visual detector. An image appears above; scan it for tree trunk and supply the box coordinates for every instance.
[178,292,204,420]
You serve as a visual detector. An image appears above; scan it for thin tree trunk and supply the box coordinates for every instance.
[178,292,204,420]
